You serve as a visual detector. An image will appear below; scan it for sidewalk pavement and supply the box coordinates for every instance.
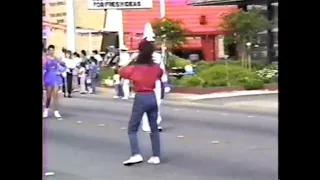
[96,87,278,101]
[96,87,278,113]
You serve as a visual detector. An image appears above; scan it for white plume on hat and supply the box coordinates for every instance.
[142,22,155,42]
[119,45,128,50]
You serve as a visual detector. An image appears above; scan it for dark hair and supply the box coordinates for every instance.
[113,68,118,74]
[136,40,155,65]
[65,50,72,57]
[48,45,55,50]
[80,62,86,67]
[81,50,86,56]
[90,56,98,64]
[93,50,98,54]
[73,52,80,58]
[62,47,67,52]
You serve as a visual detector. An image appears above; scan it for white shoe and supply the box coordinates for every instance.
[147,157,160,164]
[123,154,143,166]
[113,96,120,99]
[142,126,151,132]
[43,108,49,118]
[129,93,135,98]
[142,126,163,132]
[54,111,62,118]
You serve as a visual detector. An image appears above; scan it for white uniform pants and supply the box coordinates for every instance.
[122,79,130,98]
[141,80,162,131]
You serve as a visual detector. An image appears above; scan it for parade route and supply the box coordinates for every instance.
[43,95,278,180]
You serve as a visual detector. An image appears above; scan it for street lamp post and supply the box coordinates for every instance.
[246,42,252,71]
[224,55,230,86]
[159,0,166,64]
[66,0,76,52]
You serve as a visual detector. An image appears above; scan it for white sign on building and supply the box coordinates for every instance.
[88,0,153,10]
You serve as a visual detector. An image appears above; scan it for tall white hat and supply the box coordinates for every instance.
[142,22,155,42]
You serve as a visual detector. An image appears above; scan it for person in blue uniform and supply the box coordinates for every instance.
[120,40,163,166]
[43,45,67,118]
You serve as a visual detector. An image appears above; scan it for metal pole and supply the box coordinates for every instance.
[159,0,166,64]
[88,32,92,53]
[117,9,125,48]
[66,0,76,52]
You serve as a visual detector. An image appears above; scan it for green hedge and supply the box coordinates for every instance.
[167,54,191,69]
[100,67,115,79]
[175,65,265,90]
[194,60,271,72]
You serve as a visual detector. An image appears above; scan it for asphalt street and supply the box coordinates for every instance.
[43,95,278,180]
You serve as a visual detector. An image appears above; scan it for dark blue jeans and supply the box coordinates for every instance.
[128,92,160,157]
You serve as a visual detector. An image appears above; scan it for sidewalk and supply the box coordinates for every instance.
[96,87,278,101]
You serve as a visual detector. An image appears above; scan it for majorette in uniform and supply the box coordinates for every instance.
[140,23,169,132]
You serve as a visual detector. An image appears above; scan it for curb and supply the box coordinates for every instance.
[163,100,278,115]
[96,87,278,101]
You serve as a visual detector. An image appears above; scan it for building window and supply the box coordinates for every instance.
[42,3,45,17]
[57,19,65,24]
[49,1,66,6]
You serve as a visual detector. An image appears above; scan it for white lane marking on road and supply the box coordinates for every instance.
[211,141,220,144]
[121,127,127,130]
[98,124,105,127]
[57,118,63,121]
[44,172,55,176]
[248,115,254,118]
[174,109,179,111]
[221,113,228,116]
[196,110,200,112]
[77,121,82,124]
[177,135,184,138]
[250,146,257,150]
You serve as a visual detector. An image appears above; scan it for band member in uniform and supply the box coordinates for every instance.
[140,23,168,132]
[118,45,132,99]
[43,45,67,119]
[120,40,162,166]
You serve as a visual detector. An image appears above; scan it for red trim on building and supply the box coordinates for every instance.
[123,0,237,61]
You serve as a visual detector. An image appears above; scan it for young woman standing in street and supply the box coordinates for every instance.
[43,45,66,119]
[120,40,163,166]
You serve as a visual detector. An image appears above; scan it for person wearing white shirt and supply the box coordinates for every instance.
[72,52,82,91]
[62,50,78,97]
[118,45,132,100]
[93,50,103,66]
[78,62,87,94]
[60,47,66,59]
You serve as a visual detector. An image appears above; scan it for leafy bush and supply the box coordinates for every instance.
[256,66,278,83]
[194,61,216,72]
[197,65,230,87]
[176,64,266,90]
[242,78,265,90]
[100,68,115,80]
[194,60,269,73]
[176,76,203,87]
[168,54,191,69]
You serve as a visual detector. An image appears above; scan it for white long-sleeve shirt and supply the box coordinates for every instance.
[62,58,79,69]
[118,52,131,67]
[153,52,168,82]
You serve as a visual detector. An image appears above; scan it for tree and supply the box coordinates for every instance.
[152,18,188,49]
[220,8,272,70]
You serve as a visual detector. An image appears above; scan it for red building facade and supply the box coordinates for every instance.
[123,0,236,61]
